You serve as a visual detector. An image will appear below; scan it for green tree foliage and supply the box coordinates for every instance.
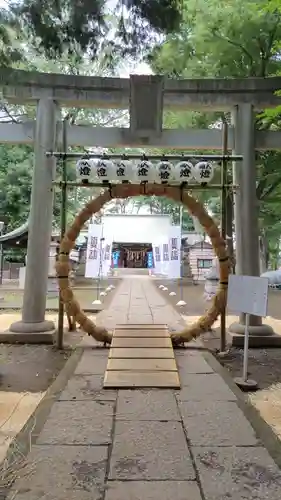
[0,145,32,230]
[133,195,194,230]
[149,0,281,78]
[148,0,281,267]
[4,0,182,65]
[0,144,79,232]
[0,8,23,66]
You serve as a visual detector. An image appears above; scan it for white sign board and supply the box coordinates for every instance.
[227,275,269,317]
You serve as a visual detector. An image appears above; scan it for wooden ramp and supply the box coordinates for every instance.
[103,324,180,389]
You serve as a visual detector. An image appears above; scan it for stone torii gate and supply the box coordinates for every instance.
[0,69,281,346]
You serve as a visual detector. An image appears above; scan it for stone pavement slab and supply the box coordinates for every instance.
[176,373,237,400]
[37,401,114,445]
[116,324,168,329]
[105,481,203,500]
[109,420,195,480]
[176,351,215,374]
[7,445,108,500]
[193,446,281,500]
[60,374,117,401]
[179,401,258,446]
[113,328,169,337]
[116,389,180,421]
[74,350,109,375]
[127,315,152,323]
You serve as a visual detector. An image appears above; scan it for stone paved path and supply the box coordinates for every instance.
[96,277,186,330]
[7,279,281,499]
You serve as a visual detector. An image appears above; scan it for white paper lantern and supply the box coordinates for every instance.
[155,160,174,184]
[96,156,115,182]
[134,157,154,183]
[76,158,93,183]
[89,158,100,181]
[114,158,134,182]
[193,161,214,184]
[174,161,194,183]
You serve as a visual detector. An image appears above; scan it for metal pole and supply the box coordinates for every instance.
[242,313,250,382]
[220,120,228,353]
[52,181,237,190]
[46,152,243,161]
[56,119,68,350]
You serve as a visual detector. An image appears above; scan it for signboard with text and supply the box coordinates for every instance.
[227,275,269,317]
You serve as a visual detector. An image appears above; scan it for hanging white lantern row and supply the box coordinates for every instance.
[155,158,174,184]
[174,161,194,184]
[76,157,93,184]
[193,161,215,184]
[96,154,115,183]
[134,155,155,183]
[114,156,134,183]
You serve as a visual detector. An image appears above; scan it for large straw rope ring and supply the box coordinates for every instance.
[56,184,229,345]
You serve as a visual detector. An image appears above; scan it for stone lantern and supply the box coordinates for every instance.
[204,259,219,301]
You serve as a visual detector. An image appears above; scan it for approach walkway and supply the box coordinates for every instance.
[6,278,281,499]
[103,279,181,388]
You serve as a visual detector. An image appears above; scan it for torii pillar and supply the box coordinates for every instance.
[229,103,280,346]
[4,98,58,342]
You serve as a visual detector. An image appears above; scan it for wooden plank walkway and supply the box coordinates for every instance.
[103,324,181,389]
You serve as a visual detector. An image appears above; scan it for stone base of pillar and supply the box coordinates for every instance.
[229,321,281,347]
[10,319,55,333]
[0,319,56,344]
